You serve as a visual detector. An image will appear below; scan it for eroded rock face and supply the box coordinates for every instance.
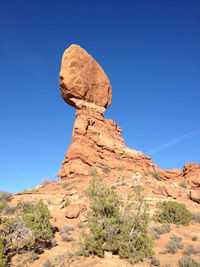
[183,163,200,187]
[58,44,200,183]
[59,44,112,108]
[58,45,157,178]
[58,98,155,178]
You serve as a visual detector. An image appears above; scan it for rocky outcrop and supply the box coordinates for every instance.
[183,162,200,187]
[58,98,156,178]
[58,44,200,182]
[58,45,158,179]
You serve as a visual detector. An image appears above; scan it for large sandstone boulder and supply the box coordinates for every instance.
[59,44,112,108]
[65,203,86,219]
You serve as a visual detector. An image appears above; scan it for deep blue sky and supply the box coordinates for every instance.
[0,0,199,193]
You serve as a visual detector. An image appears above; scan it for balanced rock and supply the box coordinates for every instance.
[58,44,200,181]
[59,44,112,108]
[58,45,155,179]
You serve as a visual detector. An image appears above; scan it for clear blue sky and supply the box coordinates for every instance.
[0,0,199,193]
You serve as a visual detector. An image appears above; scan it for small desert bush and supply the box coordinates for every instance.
[77,174,154,264]
[28,251,38,261]
[61,234,74,242]
[60,224,74,242]
[61,182,73,190]
[17,201,35,213]
[152,224,171,235]
[134,185,144,193]
[164,235,183,254]
[3,205,18,215]
[0,199,53,263]
[60,224,74,234]
[43,259,54,267]
[180,181,187,188]
[42,176,50,186]
[191,213,200,224]
[64,198,71,207]
[153,232,161,240]
[0,237,7,267]
[178,255,200,267]
[102,166,110,174]
[143,171,149,176]
[154,201,191,226]
[192,235,198,241]
[151,257,160,266]
[0,191,12,214]
[116,166,123,171]
[152,172,162,181]
[51,238,57,247]
[54,250,74,265]
[77,222,86,228]
[0,191,12,202]
[183,245,199,256]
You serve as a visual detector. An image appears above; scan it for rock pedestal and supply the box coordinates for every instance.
[58,98,154,179]
[58,44,200,182]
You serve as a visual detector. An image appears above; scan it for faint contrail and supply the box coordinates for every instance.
[147,128,200,155]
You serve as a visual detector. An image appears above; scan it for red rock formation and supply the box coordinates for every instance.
[183,162,200,187]
[58,98,157,179]
[58,44,200,183]
[59,44,112,108]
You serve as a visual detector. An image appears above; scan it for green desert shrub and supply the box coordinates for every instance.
[0,191,12,202]
[77,222,86,229]
[43,259,54,267]
[61,234,74,242]
[60,224,74,234]
[54,250,74,266]
[1,200,53,251]
[164,235,183,254]
[23,199,53,242]
[151,257,160,266]
[152,224,171,235]
[0,237,7,267]
[178,255,200,267]
[0,191,12,214]
[3,205,18,215]
[154,201,191,226]
[152,172,162,181]
[180,181,187,188]
[64,198,71,207]
[191,213,200,224]
[17,201,35,214]
[183,244,199,256]
[192,235,198,241]
[78,174,154,264]
[102,166,110,174]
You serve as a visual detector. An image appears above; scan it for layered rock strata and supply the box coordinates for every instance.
[58,44,200,183]
[58,98,156,178]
